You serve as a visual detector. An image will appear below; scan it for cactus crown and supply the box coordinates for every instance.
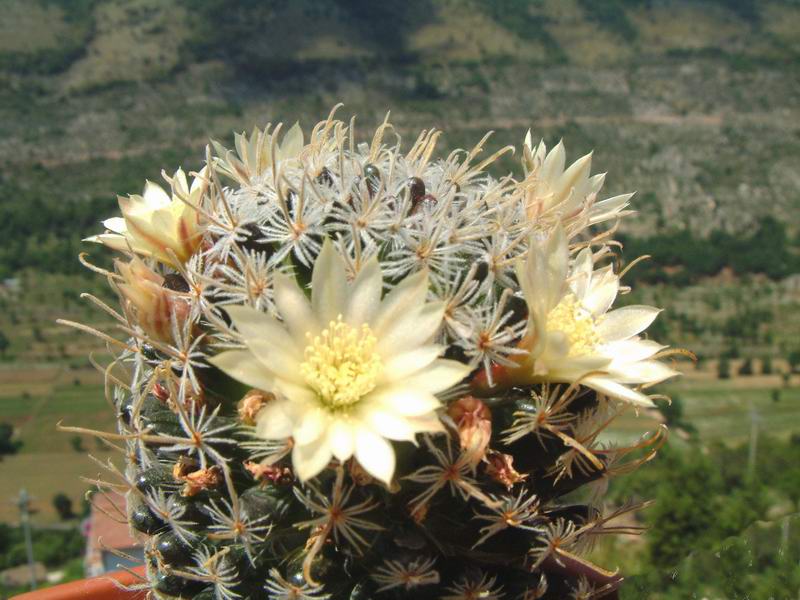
[70,106,678,599]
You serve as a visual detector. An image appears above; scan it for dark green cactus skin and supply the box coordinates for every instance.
[117,379,622,599]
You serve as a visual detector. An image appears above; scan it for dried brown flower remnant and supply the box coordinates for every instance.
[237,389,274,425]
[485,450,528,490]
[174,463,223,497]
[448,395,492,466]
[243,460,293,486]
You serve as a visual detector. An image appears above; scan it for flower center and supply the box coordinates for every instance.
[545,293,600,357]
[300,316,382,409]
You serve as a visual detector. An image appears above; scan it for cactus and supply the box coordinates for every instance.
[67,107,679,599]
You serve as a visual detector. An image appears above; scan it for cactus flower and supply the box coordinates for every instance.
[210,239,470,485]
[506,227,679,406]
[87,167,207,266]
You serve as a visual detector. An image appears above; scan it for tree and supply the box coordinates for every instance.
[718,357,731,379]
[0,330,9,357]
[69,435,84,453]
[656,395,697,437]
[788,350,800,374]
[761,356,773,375]
[738,358,753,376]
[0,422,20,457]
[52,493,74,521]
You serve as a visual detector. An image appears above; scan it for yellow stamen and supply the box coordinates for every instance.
[546,293,599,357]
[300,316,382,409]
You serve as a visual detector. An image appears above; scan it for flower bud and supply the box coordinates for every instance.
[116,257,191,343]
[448,396,492,467]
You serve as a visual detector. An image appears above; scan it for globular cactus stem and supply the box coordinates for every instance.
[63,106,680,599]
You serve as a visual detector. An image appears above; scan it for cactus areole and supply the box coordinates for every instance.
[66,107,679,599]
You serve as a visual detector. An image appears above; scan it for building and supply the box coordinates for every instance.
[84,493,144,577]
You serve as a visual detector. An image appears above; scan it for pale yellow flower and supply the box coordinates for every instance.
[508,227,678,406]
[521,133,632,237]
[210,239,470,484]
[86,167,207,266]
[212,122,304,185]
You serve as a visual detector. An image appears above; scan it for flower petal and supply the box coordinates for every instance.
[360,407,417,442]
[377,301,445,358]
[292,406,329,446]
[583,267,619,317]
[293,439,333,482]
[311,238,347,325]
[254,398,294,439]
[224,305,302,381]
[208,350,274,391]
[407,412,445,434]
[597,305,661,342]
[370,386,442,417]
[400,359,471,393]
[610,360,680,385]
[142,181,172,208]
[102,217,128,234]
[273,379,319,406]
[602,339,665,364]
[371,269,428,340]
[328,419,355,461]
[354,427,396,485]
[344,254,383,327]
[226,305,295,349]
[273,272,319,340]
[583,376,655,407]
[380,345,443,383]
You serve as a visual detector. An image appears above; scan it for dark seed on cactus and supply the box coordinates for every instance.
[364,163,380,196]
[473,259,490,283]
[506,292,529,323]
[407,176,426,204]
[140,343,159,361]
[162,273,190,292]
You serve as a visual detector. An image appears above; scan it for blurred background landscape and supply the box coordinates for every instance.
[0,0,798,597]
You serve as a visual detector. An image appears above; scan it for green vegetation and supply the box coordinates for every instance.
[601,435,800,598]
[52,493,75,521]
[621,217,800,286]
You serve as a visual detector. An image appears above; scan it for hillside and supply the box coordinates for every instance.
[1,0,799,247]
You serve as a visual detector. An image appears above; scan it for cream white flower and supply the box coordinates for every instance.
[209,239,470,484]
[212,122,304,185]
[505,227,678,406]
[86,167,207,266]
[521,132,632,237]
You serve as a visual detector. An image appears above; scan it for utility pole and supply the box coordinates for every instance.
[747,404,759,481]
[16,489,37,590]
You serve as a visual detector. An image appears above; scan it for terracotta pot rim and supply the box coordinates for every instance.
[10,566,147,600]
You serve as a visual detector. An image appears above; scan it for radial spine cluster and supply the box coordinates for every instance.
[70,105,680,599]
